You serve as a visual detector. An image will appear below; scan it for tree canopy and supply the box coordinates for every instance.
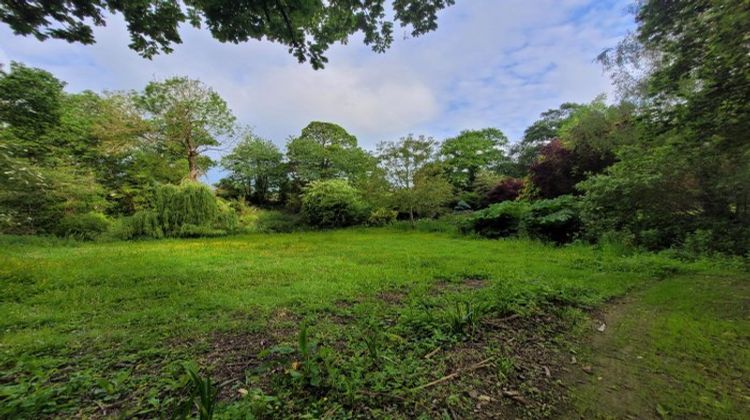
[286,121,374,185]
[0,0,455,69]
[137,77,236,181]
[220,133,284,203]
[440,128,509,190]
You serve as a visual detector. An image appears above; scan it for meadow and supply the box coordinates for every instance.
[2,228,746,418]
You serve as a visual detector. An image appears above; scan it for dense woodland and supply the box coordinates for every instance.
[1,0,748,256]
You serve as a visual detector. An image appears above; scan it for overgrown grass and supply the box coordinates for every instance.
[0,228,739,417]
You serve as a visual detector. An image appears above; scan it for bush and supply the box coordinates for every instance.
[301,180,367,228]
[467,196,582,243]
[56,212,111,240]
[528,139,576,198]
[214,199,240,233]
[243,209,305,233]
[112,183,238,239]
[367,208,397,226]
[484,177,524,206]
[152,183,218,233]
[113,210,162,240]
[523,195,582,243]
[681,223,750,256]
[467,201,530,238]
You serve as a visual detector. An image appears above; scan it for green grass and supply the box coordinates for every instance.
[569,274,750,419]
[0,228,741,417]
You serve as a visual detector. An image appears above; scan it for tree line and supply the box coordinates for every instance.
[1,0,748,254]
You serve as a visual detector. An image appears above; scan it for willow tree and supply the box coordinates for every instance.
[138,77,235,181]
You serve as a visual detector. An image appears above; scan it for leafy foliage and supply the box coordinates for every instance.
[56,212,112,241]
[377,136,453,221]
[440,128,509,190]
[0,62,65,145]
[287,122,374,188]
[377,134,437,190]
[468,196,581,243]
[184,366,219,420]
[367,208,398,226]
[527,139,576,199]
[301,179,367,228]
[510,103,581,174]
[116,183,236,239]
[390,163,454,222]
[220,133,284,204]
[484,177,524,206]
[137,77,236,181]
[0,1,455,68]
[467,201,530,239]
[523,196,581,244]
[589,0,750,254]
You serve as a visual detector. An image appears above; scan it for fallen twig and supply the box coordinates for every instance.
[424,347,441,359]
[411,357,494,391]
[217,377,240,388]
[502,389,529,405]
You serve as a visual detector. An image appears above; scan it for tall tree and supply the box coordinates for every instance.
[587,0,750,253]
[377,134,450,221]
[0,0,455,69]
[137,77,236,181]
[221,133,284,204]
[93,93,186,213]
[286,121,374,186]
[0,62,65,162]
[376,134,437,189]
[440,128,509,190]
[511,103,581,175]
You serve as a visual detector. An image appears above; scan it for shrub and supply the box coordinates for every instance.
[467,201,530,238]
[467,196,582,243]
[152,183,218,233]
[214,199,239,233]
[56,212,111,240]
[367,208,397,226]
[301,180,367,228]
[523,195,582,243]
[456,191,480,210]
[528,139,576,198]
[484,177,524,206]
[114,210,162,240]
[112,183,238,239]
[681,223,750,256]
[245,209,305,233]
[392,214,471,234]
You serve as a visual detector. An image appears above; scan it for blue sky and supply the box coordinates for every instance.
[0,0,634,183]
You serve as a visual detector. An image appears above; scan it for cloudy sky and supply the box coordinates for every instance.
[0,0,634,182]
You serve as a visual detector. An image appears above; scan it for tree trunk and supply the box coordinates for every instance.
[187,151,199,181]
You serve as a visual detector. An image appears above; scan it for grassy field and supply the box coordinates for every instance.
[0,228,746,418]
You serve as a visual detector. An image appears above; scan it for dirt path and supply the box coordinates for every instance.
[562,274,750,419]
